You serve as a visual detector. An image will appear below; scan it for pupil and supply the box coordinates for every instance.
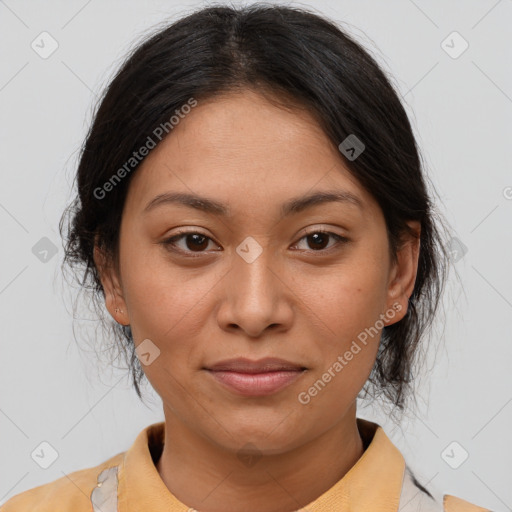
[309,233,328,250]
[187,234,208,251]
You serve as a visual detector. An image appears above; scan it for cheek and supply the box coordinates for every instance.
[118,240,216,348]
[313,274,383,375]
[120,252,219,396]
[297,249,389,340]
[296,270,385,416]
[294,244,389,396]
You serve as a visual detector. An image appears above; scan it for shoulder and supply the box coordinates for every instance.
[0,451,124,512]
[443,494,492,512]
[400,466,491,512]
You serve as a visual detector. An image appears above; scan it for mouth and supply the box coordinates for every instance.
[204,357,307,397]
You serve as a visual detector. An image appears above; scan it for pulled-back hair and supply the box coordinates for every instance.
[60,3,451,415]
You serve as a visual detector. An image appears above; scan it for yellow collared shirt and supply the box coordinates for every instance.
[1,418,490,511]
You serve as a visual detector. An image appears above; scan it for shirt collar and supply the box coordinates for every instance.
[304,417,405,511]
[117,417,405,512]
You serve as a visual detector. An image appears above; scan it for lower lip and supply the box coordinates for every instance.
[206,369,305,396]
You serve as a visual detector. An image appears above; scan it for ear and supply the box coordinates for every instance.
[384,221,421,326]
[93,239,130,326]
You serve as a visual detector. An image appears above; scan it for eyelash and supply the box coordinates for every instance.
[161,229,349,257]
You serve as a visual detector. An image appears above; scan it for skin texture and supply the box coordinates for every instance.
[94,89,420,512]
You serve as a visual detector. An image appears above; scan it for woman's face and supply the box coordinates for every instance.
[96,89,419,455]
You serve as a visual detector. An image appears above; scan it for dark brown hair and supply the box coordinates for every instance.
[60,3,451,416]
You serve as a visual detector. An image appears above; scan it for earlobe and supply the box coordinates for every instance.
[93,243,130,326]
[384,221,421,325]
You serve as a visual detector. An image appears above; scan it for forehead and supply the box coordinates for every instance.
[124,89,375,217]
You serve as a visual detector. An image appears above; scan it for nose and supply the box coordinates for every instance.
[216,242,294,338]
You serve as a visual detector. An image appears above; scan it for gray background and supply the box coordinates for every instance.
[1,0,511,509]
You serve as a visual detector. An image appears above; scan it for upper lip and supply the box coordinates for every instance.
[205,357,306,373]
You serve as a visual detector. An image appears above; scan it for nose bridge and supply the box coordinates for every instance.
[217,235,291,336]
[232,235,276,304]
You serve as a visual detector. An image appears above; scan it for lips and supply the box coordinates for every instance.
[205,357,307,396]
[205,357,306,373]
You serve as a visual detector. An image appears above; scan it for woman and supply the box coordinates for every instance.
[1,4,491,511]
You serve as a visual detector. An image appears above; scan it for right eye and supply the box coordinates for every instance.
[161,231,222,256]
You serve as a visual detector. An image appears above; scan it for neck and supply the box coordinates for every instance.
[156,403,366,512]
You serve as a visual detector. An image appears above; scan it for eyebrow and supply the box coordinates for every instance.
[143,190,363,217]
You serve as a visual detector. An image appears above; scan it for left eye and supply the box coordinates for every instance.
[292,231,348,252]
